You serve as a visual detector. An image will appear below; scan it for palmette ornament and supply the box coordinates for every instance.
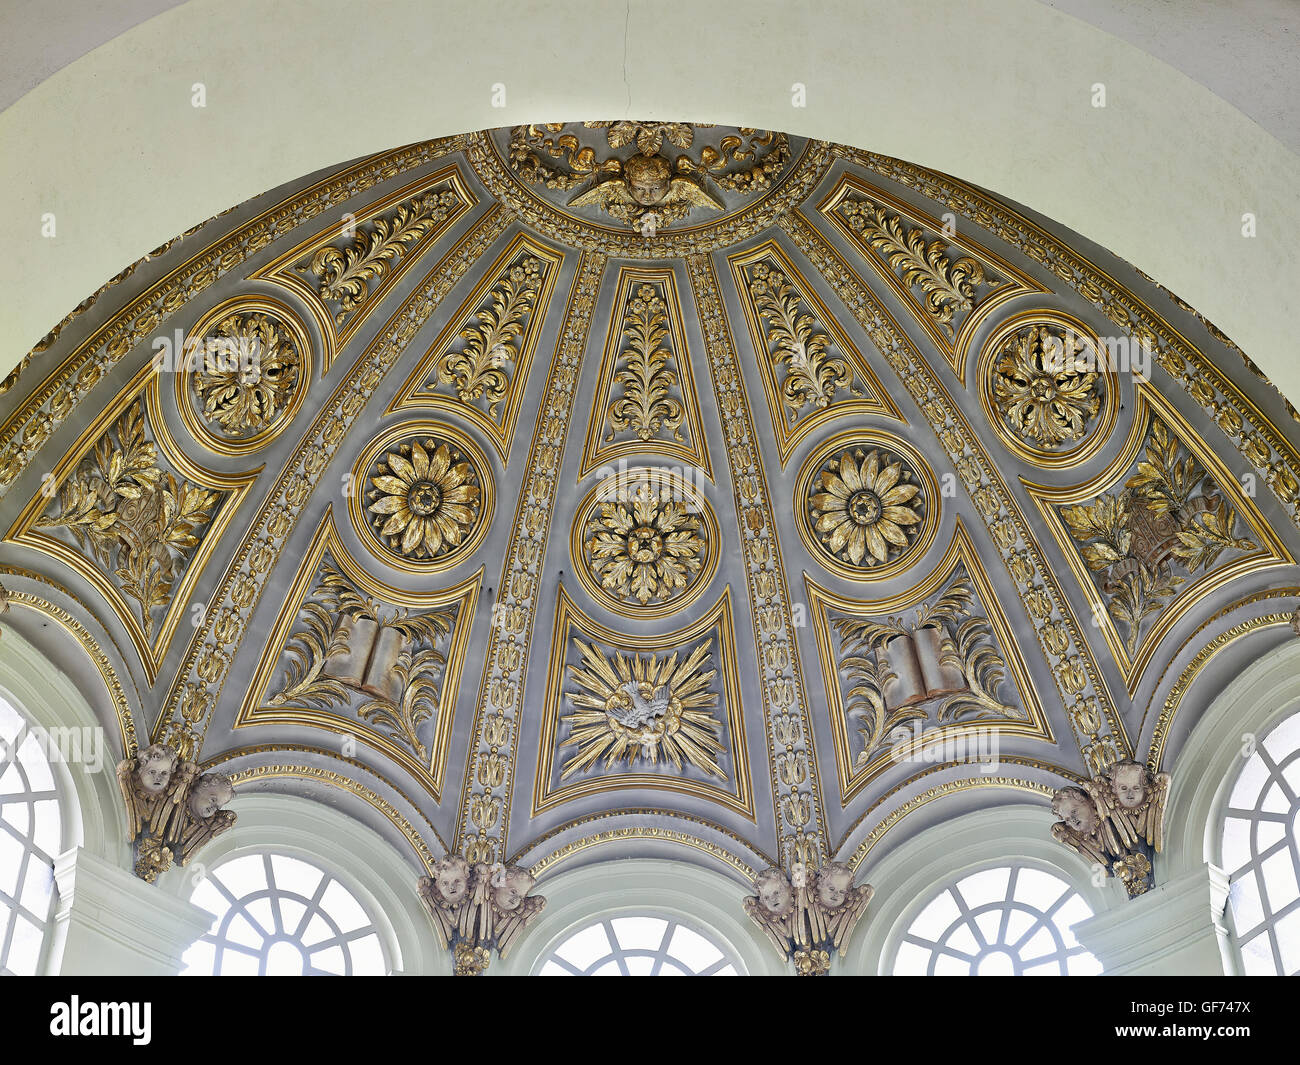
[115,743,236,882]
[1051,760,1169,897]
[418,857,546,974]
[743,862,872,974]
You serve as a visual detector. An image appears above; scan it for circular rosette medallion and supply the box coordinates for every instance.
[796,432,939,580]
[572,467,719,618]
[978,311,1118,468]
[176,296,312,455]
[350,423,492,572]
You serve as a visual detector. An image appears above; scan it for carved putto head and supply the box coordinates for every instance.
[753,867,794,917]
[623,154,672,207]
[1107,760,1149,809]
[433,855,471,905]
[135,743,179,795]
[1051,786,1098,834]
[814,862,855,912]
[493,866,535,912]
[186,772,234,820]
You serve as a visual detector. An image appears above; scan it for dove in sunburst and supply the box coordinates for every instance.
[559,638,725,779]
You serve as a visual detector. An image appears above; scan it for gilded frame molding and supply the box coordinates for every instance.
[248,164,474,373]
[347,418,495,575]
[386,232,565,465]
[4,363,258,682]
[174,293,315,456]
[531,585,755,820]
[577,265,714,482]
[806,521,1053,803]
[233,512,481,802]
[793,426,941,584]
[568,464,721,620]
[726,239,902,467]
[1023,384,1294,693]
[817,175,1047,382]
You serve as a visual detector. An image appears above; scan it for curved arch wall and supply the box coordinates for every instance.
[1,0,1296,415]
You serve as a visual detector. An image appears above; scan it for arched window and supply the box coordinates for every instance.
[535,913,741,975]
[181,851,388,975]
[891,863,1101,975]
[1219,711,1300,975]
[0,695,63,975]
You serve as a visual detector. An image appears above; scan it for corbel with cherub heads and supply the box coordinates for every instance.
[418,855,546,975]
[116,742,237,883]
[1050,760,1170,897]
[743,861,874,975]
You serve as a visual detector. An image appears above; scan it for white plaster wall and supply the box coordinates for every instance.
[0,0,1296,418]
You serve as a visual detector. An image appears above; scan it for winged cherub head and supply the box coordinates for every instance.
[1108,761,1150,810]
[493,866,535,912]
[186,772,234,820]
[1052,786,1099,835]
[753,867,794,917]
[135,744,179,795]
[623,153,673,206]
[433,855,471,905]
[814,863,856,912]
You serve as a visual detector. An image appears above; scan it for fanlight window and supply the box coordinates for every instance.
[892,864,1101,975]
[182,852,387,975]
[0,695,63,975]
[1220,711,1300,975]
[537,913,740,975]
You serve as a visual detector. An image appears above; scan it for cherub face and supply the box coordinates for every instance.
[756,871,793,917]
[493,869,533,912]
[136,744,177,795]
[186,774,233,820]
[1057,793,1098,834]
[434,858,469,904]
[1111,763,1147,809]
[624,155,671,206]
[816,866,853,911]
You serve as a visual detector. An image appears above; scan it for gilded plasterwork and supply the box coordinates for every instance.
[849,148,1300,540]
[349,421,493,573]
[456,251,607,867]
[728,242,901,465]
[249,165,473,372]
[157,206,511,758]
[979,312,1118,468]
[533,587,753,818]
[1026,388,1292,689]
[795,430,938,582]
[807,523,1050,801]
[235,516,479,800]
[578,267,712,480]
[176,295,313,456]
[387,234,564,463]
[818,178,1044,379]
[686,253,826,869]
[781,210,1126,774]
[573,466,719,617]
[5,368,254,681]
[508,123,791,235]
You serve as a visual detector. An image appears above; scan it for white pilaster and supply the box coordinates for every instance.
[1072,862,1234,975]
[48,847,213,975]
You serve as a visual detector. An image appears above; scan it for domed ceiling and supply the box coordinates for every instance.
[2,122,1298,895]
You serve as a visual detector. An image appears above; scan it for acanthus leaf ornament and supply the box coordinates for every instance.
[1051,760,1170,897]
[605,284,686,443]
[991,323,1101,449]
[743,863,873,974]
[116,742,236,882]
[418,856,545,975]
